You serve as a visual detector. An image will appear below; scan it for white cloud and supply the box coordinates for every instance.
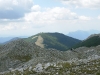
[0,18,99,37]
[31,5,41,11]
[0,0,99,37]
[79,16,91,21]
[0,23,19,31]
[24,7,79,24]
[0,22,55,37]
[2,25,16,31]
[0,0,33,10]
[61,0,100,8]
[0,0,34,19]
[24,6,92,24]
[98,15,100,19]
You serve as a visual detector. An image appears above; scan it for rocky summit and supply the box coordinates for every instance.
[0,33,100,75]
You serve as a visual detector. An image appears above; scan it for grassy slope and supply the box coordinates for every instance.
[24,35,38,43]
[24,32,81,51]
[73,36,100,48]
[40,33,68,51]
[38,33,81,51]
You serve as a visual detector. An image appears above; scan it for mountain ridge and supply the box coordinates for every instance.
[0,32,100,74]
[73,33,100,48]
[0,39,100,74]
[24,32,81,51]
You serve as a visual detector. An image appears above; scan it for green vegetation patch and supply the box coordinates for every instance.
[9,55,32,62]
[74,36,100,48]
[40,33,68,51]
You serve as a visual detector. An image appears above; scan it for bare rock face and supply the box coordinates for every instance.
[0,38,100,75]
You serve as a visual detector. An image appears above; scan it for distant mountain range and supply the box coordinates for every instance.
[24,32,81,51]
[0,36,28,43]
[0,37,14,43]
[67,30,100,40]
[0,33,81,51]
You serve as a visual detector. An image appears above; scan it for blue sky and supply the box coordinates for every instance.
[0,0,100,37]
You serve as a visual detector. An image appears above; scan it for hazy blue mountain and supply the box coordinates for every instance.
[0,37,14,43]
[0,36,28,43]
[67,30,100,40]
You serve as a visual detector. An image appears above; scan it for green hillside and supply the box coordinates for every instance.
[25,32,81,51]
[24,35,38,43]
[73,34,100,48]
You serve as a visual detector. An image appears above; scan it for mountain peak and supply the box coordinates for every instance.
[25,32,81,51]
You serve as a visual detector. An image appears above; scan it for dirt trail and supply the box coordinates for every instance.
[35,35,44,48]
